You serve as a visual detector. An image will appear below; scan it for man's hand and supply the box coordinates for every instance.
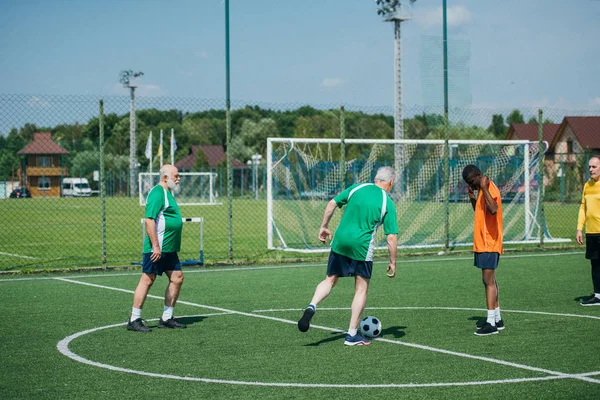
[386,263,396,278]
[576,230,583,245]
[480,175,489,190]
[150,245,161,262]
[318,227,331,243]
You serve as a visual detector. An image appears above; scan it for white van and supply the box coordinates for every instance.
[62,178,92,197]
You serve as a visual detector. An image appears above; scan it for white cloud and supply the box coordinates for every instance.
[321,77,343,88]
[26,96,50,108]
[415,5,472,28]
[108,82,166,97]
[589,97,600,108]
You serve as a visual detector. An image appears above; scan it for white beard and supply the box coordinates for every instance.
[167,179,180,194]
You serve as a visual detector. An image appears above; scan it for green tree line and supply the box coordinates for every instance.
[0,105,535,179]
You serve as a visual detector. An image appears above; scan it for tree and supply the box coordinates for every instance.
[487,114,507,139]
[506,109,524,126]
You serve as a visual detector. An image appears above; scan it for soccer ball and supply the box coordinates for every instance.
[360,316,382,338]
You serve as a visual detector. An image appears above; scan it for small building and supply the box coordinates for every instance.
[16,133,69,198]
[176,145,246,170]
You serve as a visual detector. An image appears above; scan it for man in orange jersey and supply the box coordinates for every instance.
[462,164,504,336]
[576,155,600,306]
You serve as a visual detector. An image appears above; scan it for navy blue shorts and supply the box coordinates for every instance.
[586,234,600,260]
[474,252,500,270]
[142,252,181,276]
[327,251,373,279]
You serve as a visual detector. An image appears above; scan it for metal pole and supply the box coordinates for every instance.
[393,19,404,193]
[538,109,545,248]
[99,100,107,269]
[443,0,450,251]
[129,86,137,197]
[340,105,346,191]
[225,0,233,260]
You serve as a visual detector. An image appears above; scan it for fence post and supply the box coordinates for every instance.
[537,109,545,249]
[99,100,107,268]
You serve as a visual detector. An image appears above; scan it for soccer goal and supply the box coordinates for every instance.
[266,138,569,253]
[138,172,220,206]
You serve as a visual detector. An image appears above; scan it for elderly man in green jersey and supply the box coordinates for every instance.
[298,166,398,346]
[127,164,186,332]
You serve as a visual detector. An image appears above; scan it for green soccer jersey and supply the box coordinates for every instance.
[143,185,183,253]
[331,183,398,261]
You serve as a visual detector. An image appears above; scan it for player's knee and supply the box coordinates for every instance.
[171,272,184,286]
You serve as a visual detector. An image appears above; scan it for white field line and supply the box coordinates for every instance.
[0,251,39,259]
[54,277,600,387]
[0,251,585,283]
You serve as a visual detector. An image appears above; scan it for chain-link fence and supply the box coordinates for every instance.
[0,94,597,271]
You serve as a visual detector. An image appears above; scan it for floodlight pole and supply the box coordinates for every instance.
[382,5,411,196]
[128,84,137,198]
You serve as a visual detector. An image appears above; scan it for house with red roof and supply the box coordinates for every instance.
[16,132,69,198]
[175,145,246,171]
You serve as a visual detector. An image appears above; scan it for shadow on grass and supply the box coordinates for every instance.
[468,315,486,327]
[148,315,208,328]
[380,325,407,339]
[304,325,407,346]
[574,294,592,303]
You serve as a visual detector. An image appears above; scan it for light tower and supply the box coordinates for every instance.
[376,0,415,193]
[119,70,144,197]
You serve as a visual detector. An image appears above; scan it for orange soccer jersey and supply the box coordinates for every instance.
[473,181,504,254]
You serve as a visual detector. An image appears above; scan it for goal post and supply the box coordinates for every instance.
[139,172,220,206]
[266,137,569,253]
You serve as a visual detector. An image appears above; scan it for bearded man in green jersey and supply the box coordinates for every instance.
[298,166,398,346]
[128,164,186,332]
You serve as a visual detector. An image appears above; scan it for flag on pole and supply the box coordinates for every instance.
[159,130,164,168]
[144,131,153,160]
[170,129,177,165]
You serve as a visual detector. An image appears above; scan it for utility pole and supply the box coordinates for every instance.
[120,70,144,197]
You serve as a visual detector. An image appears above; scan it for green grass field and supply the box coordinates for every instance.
[1,251,599,399]
[0,197,581,272]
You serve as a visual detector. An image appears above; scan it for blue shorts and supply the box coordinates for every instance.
[142,252,181,276]
[327,251,372,279]
[474,252,500,270]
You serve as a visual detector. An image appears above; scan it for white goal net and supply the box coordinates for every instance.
[267,138,568,253]
[139,172,220,206]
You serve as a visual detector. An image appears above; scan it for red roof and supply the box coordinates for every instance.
[176,145,247,170]
[505,123,560,145]
[17,133,69,155]
[552,116,600,150]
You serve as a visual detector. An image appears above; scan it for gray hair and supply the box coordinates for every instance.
[160,164,174,178]
[374,166,396,182]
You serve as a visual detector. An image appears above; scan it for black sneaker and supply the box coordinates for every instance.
[297,307,315,332]
[127,318,152,332]
[158,318,187,329]
[581,296,600,306]
[477,319,505,330]
[474,322,498,336]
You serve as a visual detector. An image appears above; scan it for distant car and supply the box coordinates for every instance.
[9,188,31,198]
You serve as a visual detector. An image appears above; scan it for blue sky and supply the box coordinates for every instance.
[1,0,599,111]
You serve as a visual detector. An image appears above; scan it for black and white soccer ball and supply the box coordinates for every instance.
[360,316,382,338]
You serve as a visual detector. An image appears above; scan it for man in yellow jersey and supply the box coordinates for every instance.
[576,155,600,306]
[297,166,398,346]
[462,164,505,336]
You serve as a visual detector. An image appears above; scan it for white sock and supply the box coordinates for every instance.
[307,304,316,311]
[495,307,502,322]
[348,328,358,336]
[162,306,174,321]
[131,307,142,322]
[595,293,600,299]
[487,310,496,326]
